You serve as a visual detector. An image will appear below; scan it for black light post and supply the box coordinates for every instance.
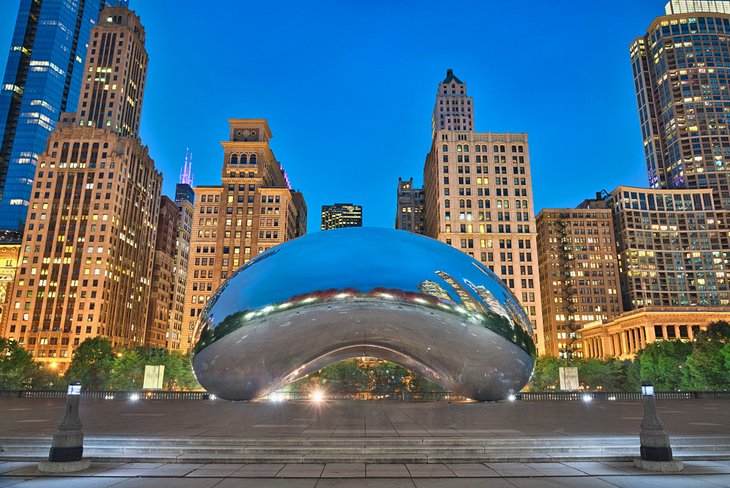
[38,381,90,473]
[633,382,683,472]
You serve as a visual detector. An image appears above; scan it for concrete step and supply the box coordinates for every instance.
[2,435,729,463]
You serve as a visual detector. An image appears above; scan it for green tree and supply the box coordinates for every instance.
[699,320,730,344]
[528,355,562,391]
[576,358,626,391]
[0,338,39,389]
[682,339,729,390]
[162,351,200,390]
[109,348,145,390]
[65,337,114,389]
[625,358,642,392]
[636,340,692,391]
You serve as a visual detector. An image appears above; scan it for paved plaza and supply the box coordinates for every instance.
[2,398,729,485]
[1,397,729,438]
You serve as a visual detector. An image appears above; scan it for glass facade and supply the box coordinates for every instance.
[0,0,105,232]
[631,8,730,210]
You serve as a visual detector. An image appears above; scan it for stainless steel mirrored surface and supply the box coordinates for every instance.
[192,228,536,401]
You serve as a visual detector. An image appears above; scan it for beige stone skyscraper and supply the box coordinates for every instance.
[3,5,162,368]
[536,201,623,359]
[181,119,307,351]
[423,70,544,353]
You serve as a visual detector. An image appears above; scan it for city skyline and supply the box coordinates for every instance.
[0,1,665,231]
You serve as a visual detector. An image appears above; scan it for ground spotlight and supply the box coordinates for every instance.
[311,389,325,403]
[129,393,140,402]
[508,394,516,402]
[581,393,592,403]
[209,394,217,400]
[270,392,284,403]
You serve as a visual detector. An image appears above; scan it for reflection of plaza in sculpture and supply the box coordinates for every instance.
[192,228,536,401]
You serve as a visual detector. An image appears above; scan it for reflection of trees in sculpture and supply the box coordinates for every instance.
[286,358,441,395]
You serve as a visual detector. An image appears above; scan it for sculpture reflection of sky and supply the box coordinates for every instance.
[195,228,535,357]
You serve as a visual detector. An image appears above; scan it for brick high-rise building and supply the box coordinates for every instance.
[422,70,544,353]
[3,5,162,368]
[536,204,623,359]
[321,203,362,230]
[0,0,108,232]
[182,119,306,351]
[395,177,425,234]
[145,196,178,349]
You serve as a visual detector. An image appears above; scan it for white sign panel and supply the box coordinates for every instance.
[559,366,579,391]
[143,365,165,390]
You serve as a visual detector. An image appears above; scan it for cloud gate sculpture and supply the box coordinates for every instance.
[192,228,536,401]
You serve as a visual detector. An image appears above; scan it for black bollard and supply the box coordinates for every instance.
[633,382,683,472]
[38,381,91,473]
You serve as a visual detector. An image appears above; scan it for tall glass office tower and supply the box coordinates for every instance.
[0,0,107,232]
[631,0,730,210]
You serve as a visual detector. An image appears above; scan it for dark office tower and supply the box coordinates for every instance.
[631,0,730,210]
[3,5,162,369]
[395,177,425,234]
[321,203,363,230]
[0,0,107,232]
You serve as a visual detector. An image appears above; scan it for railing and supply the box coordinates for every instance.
[1,389,729,401]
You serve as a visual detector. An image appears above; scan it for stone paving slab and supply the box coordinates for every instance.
[2,461,730,486]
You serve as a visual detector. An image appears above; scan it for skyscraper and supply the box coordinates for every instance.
[422,70,544,353]
[145,196,178,349]
[3,5,162,368]
[395,177,425,234]
[321,203,362,230]
[536,204,623,359]
[606,186,728,309]
[172,154,195,350]
[631,0,730,210]
[432,69,474,134]
[182,119,307,351]
[0,0,107,232]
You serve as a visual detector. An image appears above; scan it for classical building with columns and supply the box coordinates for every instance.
[581,307,730,359]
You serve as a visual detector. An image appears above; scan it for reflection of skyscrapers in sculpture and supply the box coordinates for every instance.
[417,280,452,302]
[0,0,108,232]
[321,203,363,230]
[3,5,163,368]
[422,70,543,353]
[434,270,482,313]
[182,119,307,352]
[463,279,509,319]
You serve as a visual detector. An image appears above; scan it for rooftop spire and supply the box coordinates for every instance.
[179,148,194,186]
[443,68,463,84]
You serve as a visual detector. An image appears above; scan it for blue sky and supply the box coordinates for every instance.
[0,0,665,231]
